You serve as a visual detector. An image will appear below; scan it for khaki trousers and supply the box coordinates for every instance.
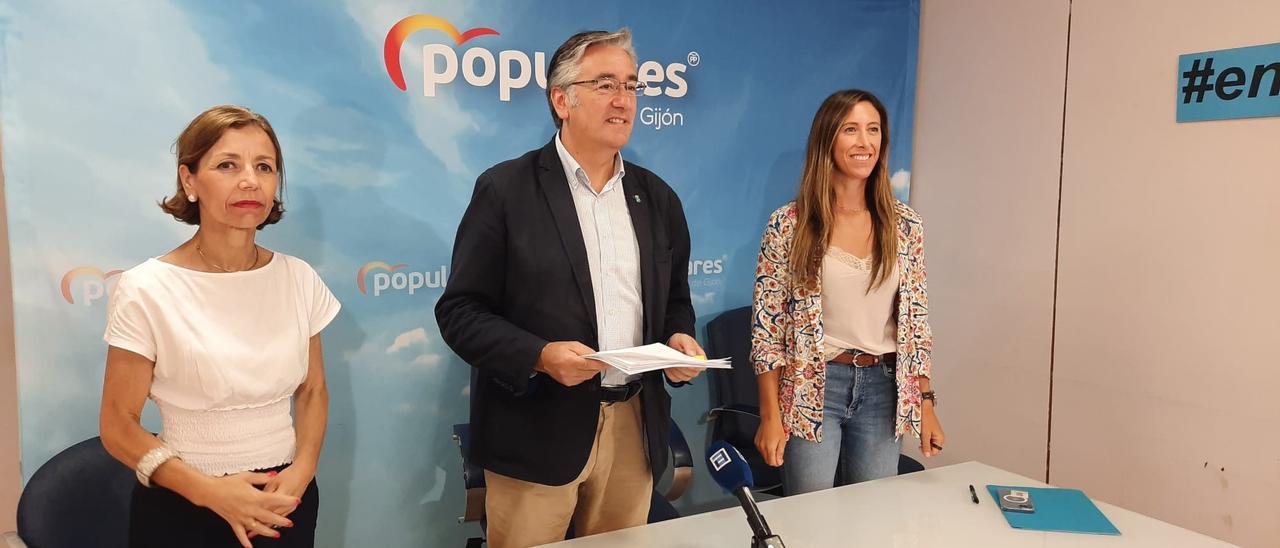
[483,396,652,548]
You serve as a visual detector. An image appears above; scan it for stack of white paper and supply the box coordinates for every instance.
[584,343,733,375]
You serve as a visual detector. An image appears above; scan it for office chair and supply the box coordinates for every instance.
[705,306,783,495]
[7,436,135,548]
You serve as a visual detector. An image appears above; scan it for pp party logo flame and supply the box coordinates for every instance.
[61,266,124,305]
[357,261,407,295]
[384,14,499,91]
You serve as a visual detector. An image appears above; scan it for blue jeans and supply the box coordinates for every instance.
[782,359,901,495]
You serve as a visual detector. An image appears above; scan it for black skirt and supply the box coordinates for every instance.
[128,463,319,548]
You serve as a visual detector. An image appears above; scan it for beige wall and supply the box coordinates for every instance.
[0,123,19,531]
[1050,1,1280,546]
[908,0,1068,479]
[917,1,1277,545]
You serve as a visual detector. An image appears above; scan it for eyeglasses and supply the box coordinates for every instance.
[566,77,647,96]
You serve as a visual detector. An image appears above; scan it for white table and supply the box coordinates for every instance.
[542,461,1236,547]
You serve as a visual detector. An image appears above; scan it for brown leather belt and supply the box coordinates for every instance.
[831,351,896,367]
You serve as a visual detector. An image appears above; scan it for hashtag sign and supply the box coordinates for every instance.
[1181,57,1215,104]
[1178,41,1280,122]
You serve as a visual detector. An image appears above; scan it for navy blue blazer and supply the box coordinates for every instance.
[435,138,695,485]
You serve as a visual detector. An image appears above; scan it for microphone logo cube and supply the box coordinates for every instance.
[710,447,732,472]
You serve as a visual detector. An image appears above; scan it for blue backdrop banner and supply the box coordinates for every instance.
[0,1,918,545]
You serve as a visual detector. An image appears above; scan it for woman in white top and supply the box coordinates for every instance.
[99,105,340,547]
[751,89,945,495]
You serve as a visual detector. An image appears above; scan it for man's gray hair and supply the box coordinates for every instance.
[545,28,637,128]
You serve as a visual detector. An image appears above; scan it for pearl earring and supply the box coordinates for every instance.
[187,194,197,203]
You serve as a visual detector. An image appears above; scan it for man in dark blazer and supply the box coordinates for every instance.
[434,28,704,548]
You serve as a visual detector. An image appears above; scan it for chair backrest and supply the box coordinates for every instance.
[898,454,925,475]
[16,436,135,548]
[705,306,759,412]
[704,305,783,495]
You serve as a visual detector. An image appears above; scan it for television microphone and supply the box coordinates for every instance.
[706,441,786,548]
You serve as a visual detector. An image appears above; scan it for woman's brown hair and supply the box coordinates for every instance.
[159,105,285,229]
[789,89,897,290]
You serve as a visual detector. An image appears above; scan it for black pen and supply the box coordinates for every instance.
[969,484,979,504]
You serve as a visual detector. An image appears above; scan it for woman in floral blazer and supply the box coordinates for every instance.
[751,89,945,495]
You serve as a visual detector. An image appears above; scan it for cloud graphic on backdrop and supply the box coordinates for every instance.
[412,354,443,367]
[891,170,911,202]
[418,466,448,504]
[691,291,717,308]
[386,327,429,353]
[385,328,447,371]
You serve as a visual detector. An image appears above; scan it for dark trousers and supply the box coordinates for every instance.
[128,464,319,548]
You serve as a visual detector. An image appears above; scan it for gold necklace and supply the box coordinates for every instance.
[835,204,869,214]
[195,242,258,272]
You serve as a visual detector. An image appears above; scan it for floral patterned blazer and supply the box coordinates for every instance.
[751,200,933,442]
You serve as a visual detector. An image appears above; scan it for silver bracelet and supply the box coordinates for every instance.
[135,445,181,487]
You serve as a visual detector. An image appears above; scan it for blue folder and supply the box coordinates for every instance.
[986,485,1121,536]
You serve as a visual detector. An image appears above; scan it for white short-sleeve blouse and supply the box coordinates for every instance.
[104,252,340,475]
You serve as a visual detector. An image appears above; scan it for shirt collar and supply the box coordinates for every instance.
[555,131,625,196]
